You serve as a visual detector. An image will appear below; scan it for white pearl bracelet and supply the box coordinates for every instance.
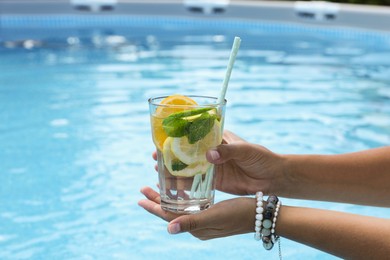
[254,191,264,241]
[271,200,281,242]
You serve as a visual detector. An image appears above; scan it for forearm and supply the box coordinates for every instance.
[278,146,390,206]
[276,205,390,259]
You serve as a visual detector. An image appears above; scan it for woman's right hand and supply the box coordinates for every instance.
[152,130,286,196]
[206,130,285,196]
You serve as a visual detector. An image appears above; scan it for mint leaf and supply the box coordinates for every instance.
[162,117,189,137]
[162,107,214,137]
[171,159,188,171]
[168,107,213,119]
[187,112,216,144]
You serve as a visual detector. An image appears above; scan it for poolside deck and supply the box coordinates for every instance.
[1,0,390,32]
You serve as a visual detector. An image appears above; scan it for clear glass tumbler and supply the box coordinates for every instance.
[148,95,226,214]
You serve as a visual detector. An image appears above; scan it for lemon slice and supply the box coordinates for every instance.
[175,161,210,177]
[151,95,197,151]
[162,137,210,177]
[171,120,222,165]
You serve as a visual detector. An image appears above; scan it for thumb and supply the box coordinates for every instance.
[206,142,250,164]
[167,215,200,234]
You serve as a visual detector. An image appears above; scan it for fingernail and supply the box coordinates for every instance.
[209,149,220,161]
[168,223,181,234]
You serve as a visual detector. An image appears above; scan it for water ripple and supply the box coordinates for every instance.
[1,19,390,260]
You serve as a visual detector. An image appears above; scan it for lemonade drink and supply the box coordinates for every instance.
[149,95,225,214]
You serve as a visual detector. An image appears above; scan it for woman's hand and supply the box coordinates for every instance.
[152,130,286,196]
[206,131,285,195]
[138,187,256,240]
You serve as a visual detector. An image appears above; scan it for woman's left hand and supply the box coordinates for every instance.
[138,187,256,240]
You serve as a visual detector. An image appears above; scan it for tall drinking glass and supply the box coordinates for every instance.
[148,95,226,214]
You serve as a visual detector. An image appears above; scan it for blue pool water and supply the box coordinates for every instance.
[1,15,390,259]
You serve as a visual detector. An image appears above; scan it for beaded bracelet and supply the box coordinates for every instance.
[254,192,282,258]
[254,191,264,241]
[262,195,280,250]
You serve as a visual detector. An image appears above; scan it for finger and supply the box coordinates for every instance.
[138,199,176,222]
[140,186,161,204]
[206,148,221,163]
[222,130,246,144]
[167,214,201,234]
[206,142,249,164]
[167,203,221,234]
[152,151,157,161]
[139,187,179,222]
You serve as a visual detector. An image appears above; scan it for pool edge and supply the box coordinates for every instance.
[1,0,390,33]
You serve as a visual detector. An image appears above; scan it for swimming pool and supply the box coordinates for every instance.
[1,4,390,260]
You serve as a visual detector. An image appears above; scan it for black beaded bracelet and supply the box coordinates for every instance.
[262,195,281,250]
[254,193,282,252]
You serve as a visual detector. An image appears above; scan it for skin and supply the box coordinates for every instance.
[138,131,390,259]
[283,148,390,206]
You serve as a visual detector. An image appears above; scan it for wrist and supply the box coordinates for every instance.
[273,154,303,198]
[244,198,258,233]
[278,153,323,199]
[268,153,294,197]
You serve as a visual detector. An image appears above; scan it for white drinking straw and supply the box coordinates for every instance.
[217,36,241,104]
[193,37,242,201]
